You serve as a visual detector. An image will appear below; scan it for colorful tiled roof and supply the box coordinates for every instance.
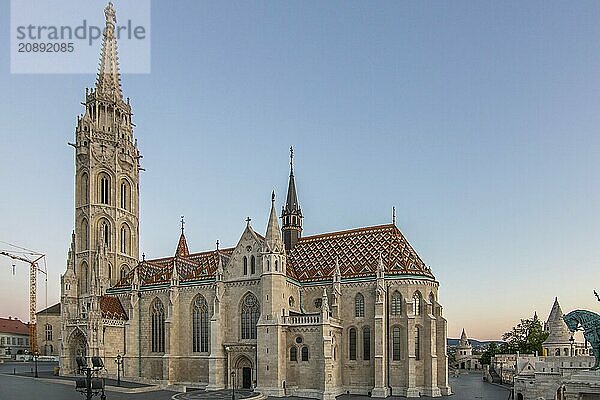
[114,248,234,288]
[111,224,433,288]
[99,296,128,320]
[0,317,29,335]
[287,224,434,282]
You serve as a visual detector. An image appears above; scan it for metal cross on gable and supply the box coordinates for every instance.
[246,217,251,224]
[180,216,185,233]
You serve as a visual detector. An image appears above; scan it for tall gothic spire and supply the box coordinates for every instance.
[266,191,284,252]
[286,146,299,210]
[282,146,303,250]
[96,1,122,99]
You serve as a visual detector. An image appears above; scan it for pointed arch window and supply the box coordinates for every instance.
[107,263,112,281]
[120,265,129,281]
[241,293,260,339]
[99,174,110,205]
[392,327,401,360]
[80,261,89,295]
[243,256,248,275]
[250,256,256,274]
[349,328,357,360]
[120,224,130,254]
[275,260,278,271]
[391,291,402,316]
[151,299,165,353]
[413,292,421,316]
[363,326,371,360]
[355,293,365,317]
[99,219,110,247]
[290,346,297,361]
[81,219,89,250]
[192,295,209,353]
[81,173,89,204]
[415,327,421,360]
[120,180,129,210]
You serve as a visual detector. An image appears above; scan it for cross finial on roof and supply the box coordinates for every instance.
[142,252,146,261]
[290,146,294,175]
[392,206,396,225]
[246,217,251,225]
[216,240,220,251]
[181,215,185,234]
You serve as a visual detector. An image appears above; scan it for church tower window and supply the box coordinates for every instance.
[250,255,256,274]
[290,346,297,361]
[355,293,365,317]
[120,265,129,280]
[243,256,248,275]
[99,220,110,247]
[151,299,165,353]
[81,219,89,250]
[241,293,260,340]
[81,173,89,204]
[120,180,129,210]
[120,224,130,254]
[391,291,402,316]
[349,328,357,360]
[192,295,209,353]
[99,174,110,205]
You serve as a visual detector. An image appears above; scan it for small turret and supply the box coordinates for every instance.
[266,191,284,252]
[175,216,189,257]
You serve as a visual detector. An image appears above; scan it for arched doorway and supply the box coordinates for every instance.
[234,355,253,389]
[68,329,88,373]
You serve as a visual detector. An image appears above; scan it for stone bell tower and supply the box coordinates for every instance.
[69,1,140,299]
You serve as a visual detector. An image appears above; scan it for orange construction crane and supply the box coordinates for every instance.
[0,243,47,354]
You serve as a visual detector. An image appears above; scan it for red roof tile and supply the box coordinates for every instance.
[287,224,434,282]
[0,317,29,335]
[99,296,128,320]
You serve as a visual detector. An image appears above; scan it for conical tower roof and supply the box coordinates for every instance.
[285,146,300,213]
[543,297,572,345]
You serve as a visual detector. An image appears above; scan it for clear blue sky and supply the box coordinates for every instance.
[1,0,600,339]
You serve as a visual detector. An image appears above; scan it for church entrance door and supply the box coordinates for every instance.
[242,367,251,389]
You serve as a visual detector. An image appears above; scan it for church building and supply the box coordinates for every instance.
[60,3,452,398]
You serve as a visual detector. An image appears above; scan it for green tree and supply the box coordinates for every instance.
[501,315,548,355]
[480,342,500,365]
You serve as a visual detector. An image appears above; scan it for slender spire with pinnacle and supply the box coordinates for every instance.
[282,146,303,250]
[266,191,284,251]
[175,216,189,257]
[96,1,122,99]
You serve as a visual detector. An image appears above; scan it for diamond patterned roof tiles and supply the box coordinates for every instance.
[111,223,434,289]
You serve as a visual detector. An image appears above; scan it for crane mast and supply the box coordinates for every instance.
[0,249,46,354]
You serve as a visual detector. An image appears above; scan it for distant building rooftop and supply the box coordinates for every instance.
[0,317,29,335]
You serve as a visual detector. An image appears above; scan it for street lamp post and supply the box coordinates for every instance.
[231,371,236,400]
[115,354,123,386]
[33,350,39,378]
[499,361,503,384]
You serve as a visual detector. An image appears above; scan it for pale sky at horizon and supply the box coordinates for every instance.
[2,0,600,340]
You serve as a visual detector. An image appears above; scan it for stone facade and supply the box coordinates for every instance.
[35,303,61,356]
[60,3,452,399]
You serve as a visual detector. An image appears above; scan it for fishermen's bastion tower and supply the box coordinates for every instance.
[61,3,452,399]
